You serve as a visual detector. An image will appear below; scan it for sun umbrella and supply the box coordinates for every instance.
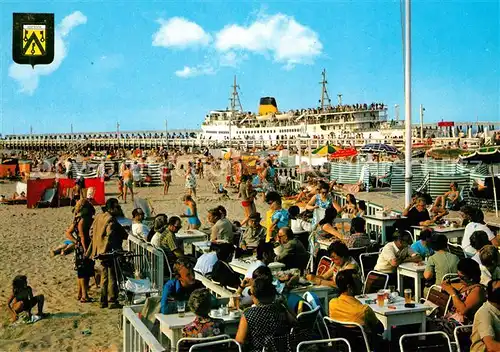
[329,148,358,159]
[360,143,399,154]
[312,144,337,155]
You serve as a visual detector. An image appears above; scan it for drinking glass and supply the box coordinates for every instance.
[377,290,385,307]
[404,289,412,304]
[177,301,186,317]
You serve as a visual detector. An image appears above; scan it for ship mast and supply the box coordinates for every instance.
[319,69,332,111]
[228,75,243,113]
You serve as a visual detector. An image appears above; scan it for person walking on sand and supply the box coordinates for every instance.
[162,161,172,195]
[122,164,134,203]
[185,162,197,198]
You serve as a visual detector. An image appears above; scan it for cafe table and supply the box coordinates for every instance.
[412,225,465,243]
[364,213,402,245]
[397,262,426,302]
[156,311,241,351]
[176,230,208,255]
[355,293,427,341]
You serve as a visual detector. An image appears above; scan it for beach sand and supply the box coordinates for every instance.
[0,169,261,352]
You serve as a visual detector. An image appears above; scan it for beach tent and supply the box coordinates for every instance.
[27,178,56,208]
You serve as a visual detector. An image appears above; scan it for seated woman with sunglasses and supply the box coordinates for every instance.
[428,258,487,336]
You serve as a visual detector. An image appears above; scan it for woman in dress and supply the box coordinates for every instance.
[306,181,336,227]
[185,162,197,198]
[181,195,201,230]
[236,277,295,352]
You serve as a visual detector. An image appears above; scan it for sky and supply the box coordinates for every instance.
[0,0,498,135]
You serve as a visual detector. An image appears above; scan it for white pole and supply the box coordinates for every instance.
[404,0,413,208]
[420,104,424,142]
[491,165,499,217]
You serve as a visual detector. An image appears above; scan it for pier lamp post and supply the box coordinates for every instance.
[404,0,413,208]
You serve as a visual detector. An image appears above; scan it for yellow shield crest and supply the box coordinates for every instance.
[22,24,46,56]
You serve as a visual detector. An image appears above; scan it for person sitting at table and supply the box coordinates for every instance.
[235,277,296,352]
[306,241,361,288]
[240,212,267,250]
[182,288,225,338]
[461,208,499,257]
[315,207,343,239]
[152,216,185,261]
[274,227,309,273]
[343,217,371,249]
[470,230,492,265]
[341,193,358,219]
[242,242,276,280]
[211,243,241,289]
[193,244,218,277]
[424,234,459,288]
[160,258,204,314]
[207,207,234,243]
[374,231,422,280]
[430,258,487,335]
[479,245,500,286]
[131,208,150,241]
[328,269,383,348]
[470,279,500,352]
[356,200,367,218]
[267,193,290,239]
[306,181,334,227]
[410,228,434,259]
[402,197,435,227]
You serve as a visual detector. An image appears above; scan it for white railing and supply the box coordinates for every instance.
[127,236,170,293]
[123,305,165,352]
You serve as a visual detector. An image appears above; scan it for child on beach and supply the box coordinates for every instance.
[50,239,75,256]
[7,275,47,323]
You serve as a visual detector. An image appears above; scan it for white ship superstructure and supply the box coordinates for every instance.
[201,70,405,142]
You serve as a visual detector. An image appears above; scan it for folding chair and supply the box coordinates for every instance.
[189,338,242,352]
[453,325,473,352]
[420,284,452,317]
[399,331,453,352]
[291,306,321,345]
[323,317,371,352]
[362,271,389,294]
[303,292,328,338]
[359,252,379,282]
[448,243,466,260]
[296,338,352,352]
[348,247,368,266]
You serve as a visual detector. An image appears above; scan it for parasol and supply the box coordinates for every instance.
[312,144,338,156]
[329,148,358,159]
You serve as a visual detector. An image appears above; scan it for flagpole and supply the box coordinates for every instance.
[404,0,413,207]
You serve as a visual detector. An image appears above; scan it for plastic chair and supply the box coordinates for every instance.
[453,325,473,352]
[359,252,379,281]
[296,338,352,352]
[303,292,328,338]
[399,331,453,352]
[362,271,389,294]
[177,334,230,352]
[323,317,371,352]
[291,306,321,345]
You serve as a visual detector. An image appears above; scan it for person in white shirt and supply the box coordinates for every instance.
[131,208,150,241]
[374,231,422,277]
[244,242,276,279]
[470,231,492,265]
[194,251,218,276]
[461,208,498,256]
[479,245,500,286]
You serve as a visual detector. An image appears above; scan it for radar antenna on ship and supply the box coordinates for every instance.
[319,69,332,111]
[228,75,243,113]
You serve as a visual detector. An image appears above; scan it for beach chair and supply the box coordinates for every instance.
[399,331,453,352]
[36,188,56,208]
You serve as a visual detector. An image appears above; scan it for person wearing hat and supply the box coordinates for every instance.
[241,212,267,250]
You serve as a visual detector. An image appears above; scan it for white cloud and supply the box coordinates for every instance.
[8,11,87,95]
[152,17,211,48]
[175,64,216,78]
[215,13,322,68]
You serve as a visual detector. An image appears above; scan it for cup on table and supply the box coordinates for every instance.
[404,289,412,304]
[177,301,186,317]
[377,290,385,307]
[211,309,220,317]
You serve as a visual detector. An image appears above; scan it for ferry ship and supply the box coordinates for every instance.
[200,70,406,142]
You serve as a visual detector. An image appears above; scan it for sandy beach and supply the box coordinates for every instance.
[0,168,264,352]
